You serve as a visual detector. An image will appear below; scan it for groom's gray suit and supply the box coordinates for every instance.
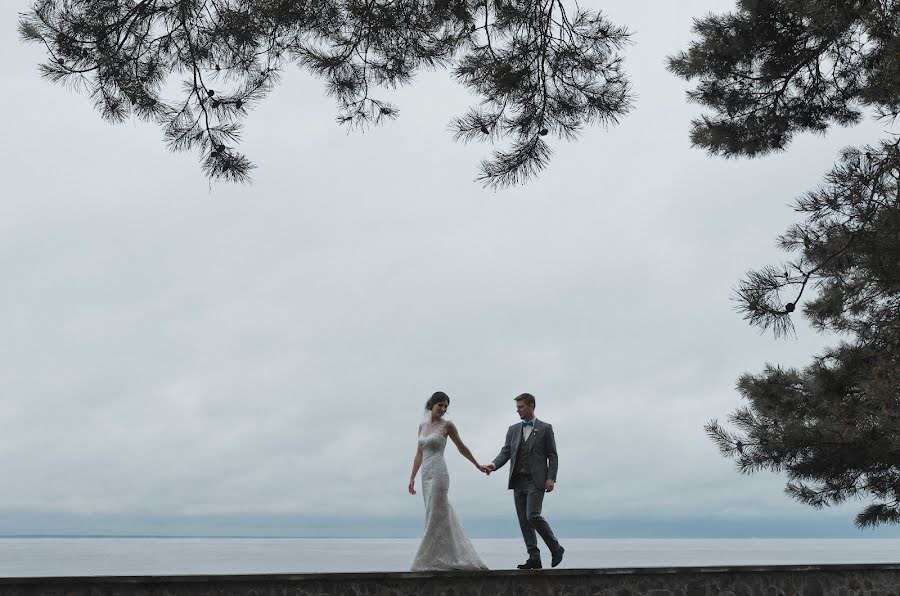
[491,418,561,562]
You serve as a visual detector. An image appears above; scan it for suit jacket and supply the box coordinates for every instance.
[491,419,558,490]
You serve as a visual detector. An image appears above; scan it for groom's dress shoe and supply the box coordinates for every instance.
[517,559,542,569]
[551,547,565,567]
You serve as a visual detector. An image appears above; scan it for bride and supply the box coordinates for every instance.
[408,391,489,571]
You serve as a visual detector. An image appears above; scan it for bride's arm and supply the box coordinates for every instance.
[409,447,423,495]
[446,422,483,471]
[409,424,424,495]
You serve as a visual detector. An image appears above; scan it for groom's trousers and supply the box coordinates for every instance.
[512,474,560,560]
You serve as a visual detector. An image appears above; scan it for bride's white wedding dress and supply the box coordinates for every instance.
[411,420,488,571]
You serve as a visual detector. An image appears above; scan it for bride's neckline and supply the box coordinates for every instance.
[422,419,448,437]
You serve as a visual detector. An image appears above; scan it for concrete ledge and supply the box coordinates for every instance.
[4,564,900,595]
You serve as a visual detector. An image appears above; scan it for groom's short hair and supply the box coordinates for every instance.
[514,393,536,407]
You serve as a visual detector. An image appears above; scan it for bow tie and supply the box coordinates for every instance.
[522,420,534,428]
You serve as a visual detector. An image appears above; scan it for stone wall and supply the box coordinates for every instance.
[3,564,900,595]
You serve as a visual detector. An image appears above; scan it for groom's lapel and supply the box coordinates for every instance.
[511,423,522,454]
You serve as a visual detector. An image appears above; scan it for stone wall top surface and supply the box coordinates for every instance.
[4,563,900,583]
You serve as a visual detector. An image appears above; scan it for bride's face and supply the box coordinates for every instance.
[431,400,449,419]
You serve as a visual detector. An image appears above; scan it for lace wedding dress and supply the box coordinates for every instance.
[411,420,488,571]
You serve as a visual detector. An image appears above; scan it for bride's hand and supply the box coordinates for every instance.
[408,480,416,495]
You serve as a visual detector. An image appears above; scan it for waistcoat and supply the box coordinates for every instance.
[514,429,531,475]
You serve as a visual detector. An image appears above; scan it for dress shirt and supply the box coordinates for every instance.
[522,418,537,442]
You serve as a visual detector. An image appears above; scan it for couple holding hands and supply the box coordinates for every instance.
[408,391,564,571]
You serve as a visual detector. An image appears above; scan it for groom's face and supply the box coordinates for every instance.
[516,400,535,420]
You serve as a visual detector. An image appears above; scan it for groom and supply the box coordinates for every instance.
[484,393,564,569]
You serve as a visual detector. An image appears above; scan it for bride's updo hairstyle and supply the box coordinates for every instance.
[425,391,450,411]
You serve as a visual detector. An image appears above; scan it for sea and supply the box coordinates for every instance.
[2,538,900,577]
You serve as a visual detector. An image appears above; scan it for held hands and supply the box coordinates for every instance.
[479,463,495,475]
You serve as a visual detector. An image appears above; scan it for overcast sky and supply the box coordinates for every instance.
[1,0,896,538]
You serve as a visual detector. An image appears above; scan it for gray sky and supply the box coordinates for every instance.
[1,0,895,537]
